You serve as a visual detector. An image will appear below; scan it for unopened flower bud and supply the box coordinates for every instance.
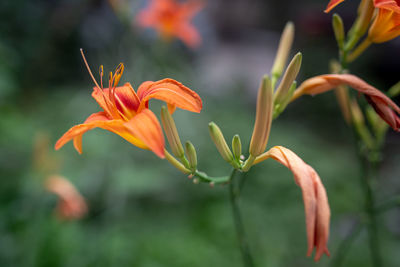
[185,141,197,170]
[274,52,302,105]
[232,135,242,160]
[249,76,273,157]
[350,99,374,149]
[332,14,345,49]
[271,21,295,84]
[274,81,296,119]
[161,106,184,158]
[208,122,234,164]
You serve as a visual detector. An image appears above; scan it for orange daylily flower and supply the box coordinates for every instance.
[55,51,202,158]
[292,74,400,131]
[368,0,400,42]
[136,0,204,48]
[45,175,88,220]
[254,146,330,261]
[325,0,400,42]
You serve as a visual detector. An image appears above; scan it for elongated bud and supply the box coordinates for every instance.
[161,106,184,158]
[271,22,295,82]
[185,141,197,170]
[208,122,234,163]
[249,76,274,157]
[346,0,374,50]
[273,81,296,119]
[365,106,388,145]
[350,99,374,149]
[332,14,345,50]
[388,82,400,98]
[232,135,242,160]
[274,52,302,104]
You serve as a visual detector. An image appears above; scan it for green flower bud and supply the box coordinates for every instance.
[161,106,184,158]
[185,141,197,170]
[208,122,234,164]
[232,135,242,160]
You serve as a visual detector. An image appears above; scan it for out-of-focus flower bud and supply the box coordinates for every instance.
[232,134,242,161]
[274,81,296,119]
[332,14,345,49]
[350,99,374,149]
[161,106,184,158]
[209,122,239,168]
[345,0,374,50]
[271,22,295,86]
[185,141,197,171]
[274,52,302,105]
[45,175,88,220]
[388,82,400,98]
[249,76,274,157]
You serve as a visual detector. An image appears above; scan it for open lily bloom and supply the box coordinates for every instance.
[136,0,203,48]
[292,74,400,131]
[55,56,202,158]
[45,175,88,220]
[254,146,330,261]
[369,0,400,42]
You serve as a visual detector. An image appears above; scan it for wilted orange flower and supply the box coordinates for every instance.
[55,51,202,158]
[136,0,203,48]
[45,175,88,220]
[368,0,400,42]
[254,146,330,261]
[292,74,400,131]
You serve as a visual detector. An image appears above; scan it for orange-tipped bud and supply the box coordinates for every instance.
[161,106,184,158]
[271,22,295,84]
[249,76,274,157]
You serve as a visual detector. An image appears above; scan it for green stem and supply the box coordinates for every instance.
[330,220,364,267]
[358,154,382,267]
[229,169,255,267]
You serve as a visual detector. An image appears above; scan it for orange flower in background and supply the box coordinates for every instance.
[292,74,400,131]
[45,175,88,220]
[254,146,330,261]
[324,0,346,13]
[137,0,204,48]
[55,50,202,158]
[368,0,400,42]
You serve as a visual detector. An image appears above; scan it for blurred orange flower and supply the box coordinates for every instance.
[368,0,400,42]
[254,146,330,261]
[136,0,204,48]
[55,51,202,158]
[45,175,88,220]
[292,74,400,131]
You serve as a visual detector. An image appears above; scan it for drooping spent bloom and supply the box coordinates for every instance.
[254,146,330,261]
[45,175,88,220]
[368,0,400,43]
[55,51,202,158]
[291,74,400,131]
[136,0,204,48]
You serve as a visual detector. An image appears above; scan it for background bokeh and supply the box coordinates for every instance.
[1,0,400,266]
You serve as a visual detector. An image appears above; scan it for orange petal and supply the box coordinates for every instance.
[263,146,330,261]
[124,109,165,158]
[55,112,148,154]
[293,74,400,131]
[137,78,202,113]
[374,0,400,13]
[175,23,201,48]
[324,0,346,13]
